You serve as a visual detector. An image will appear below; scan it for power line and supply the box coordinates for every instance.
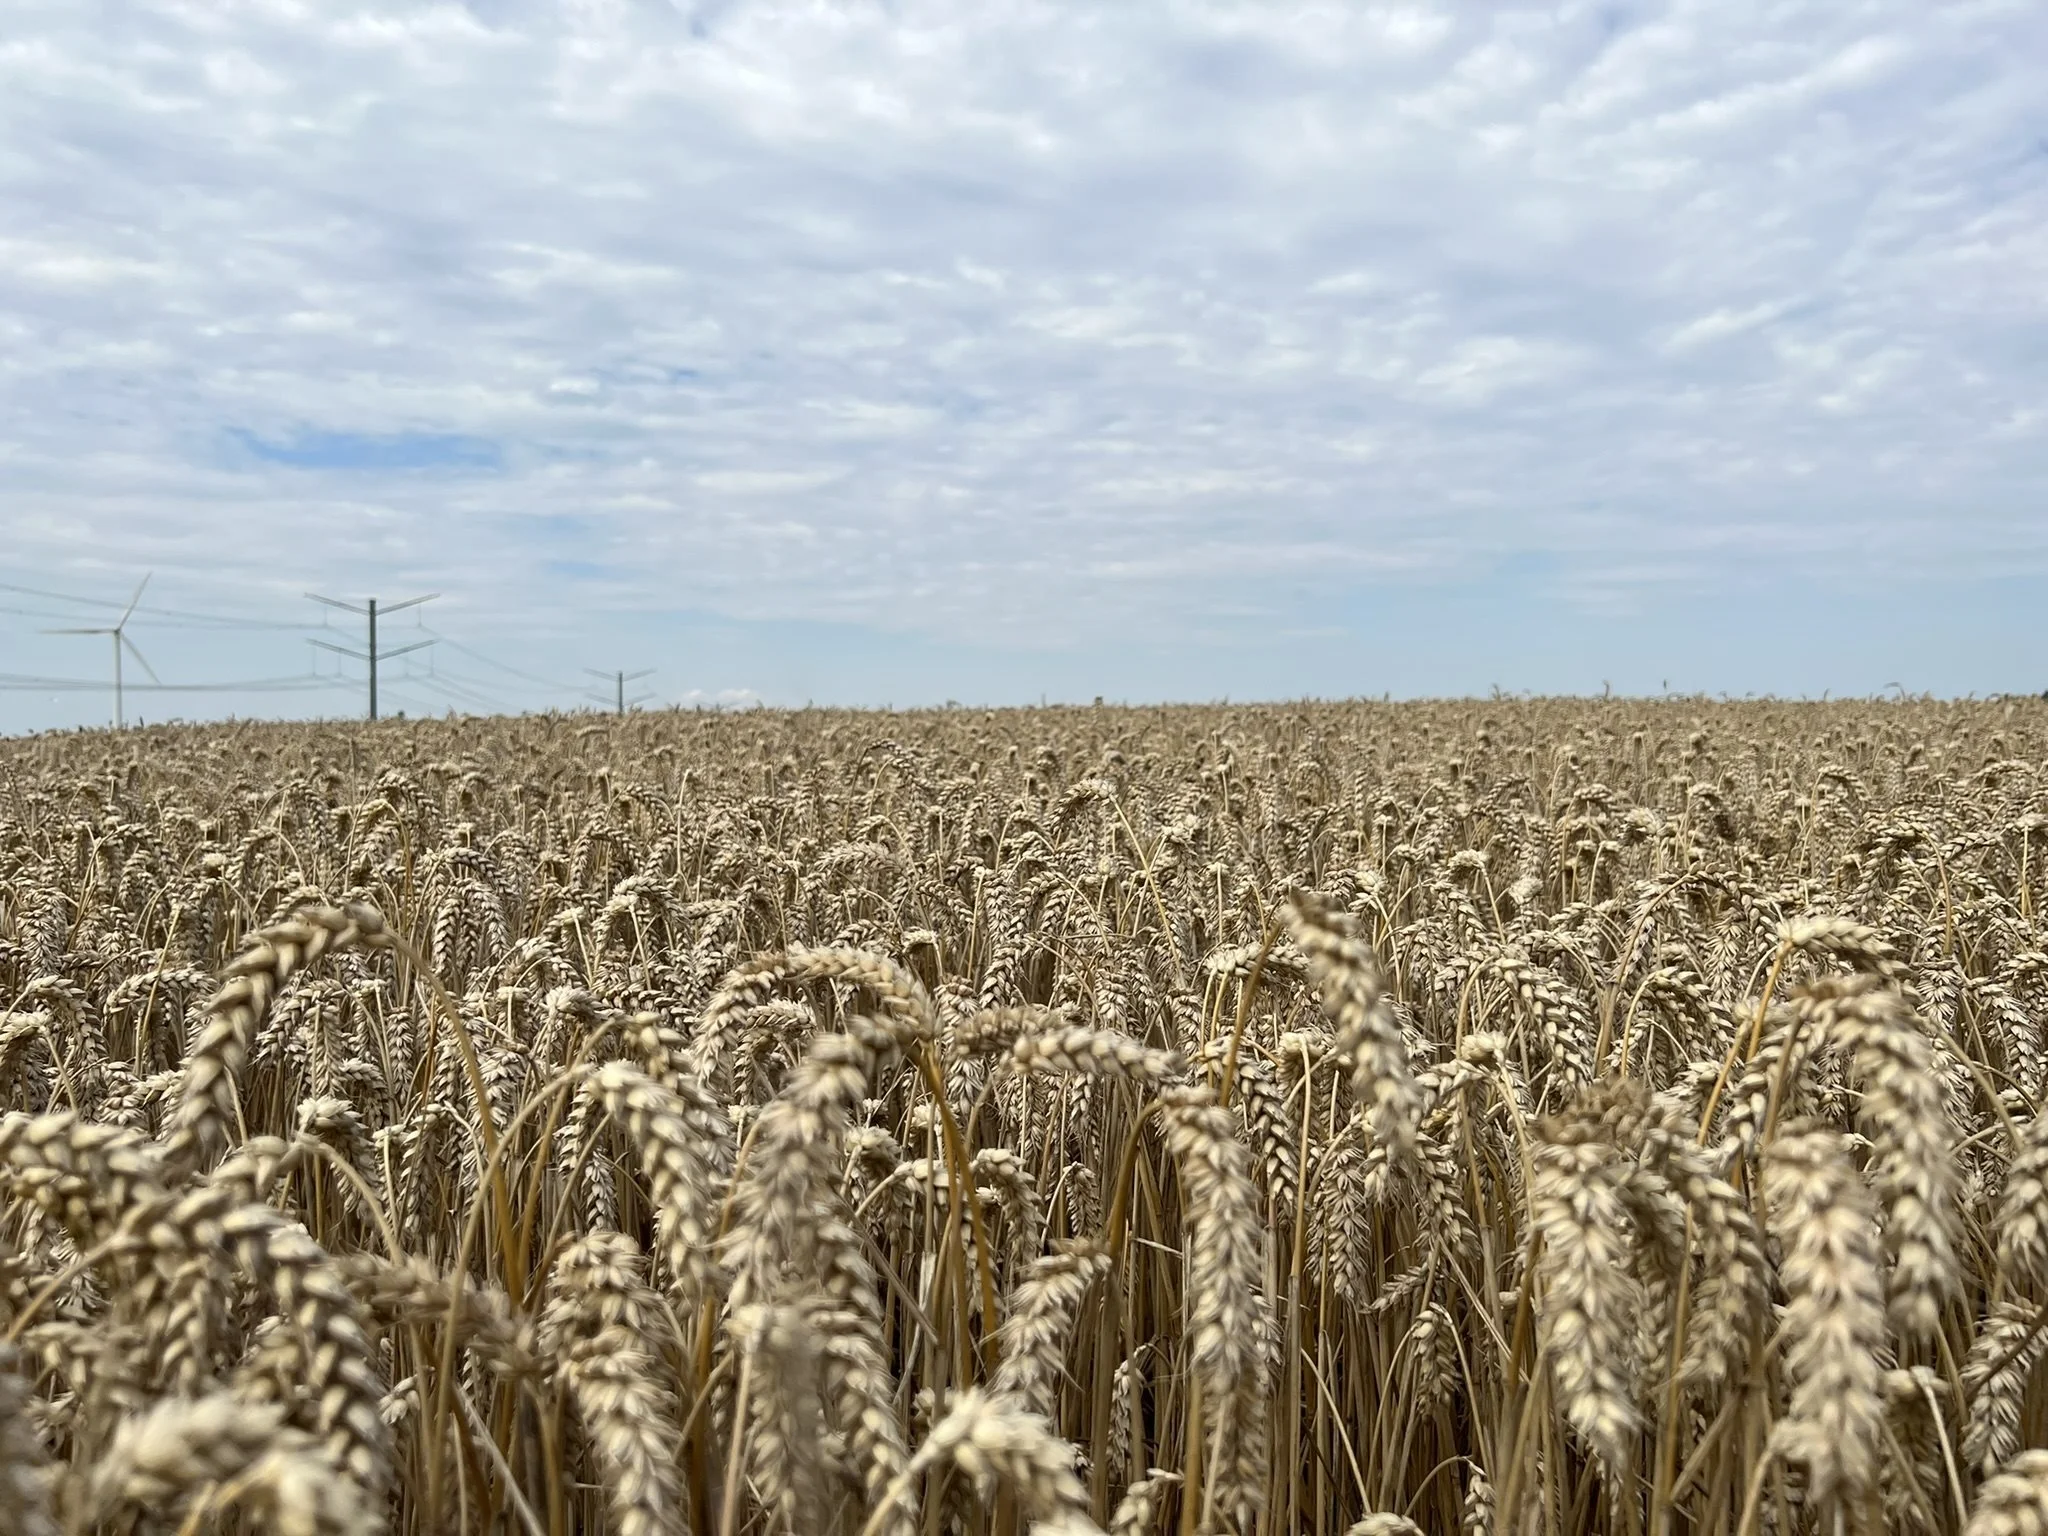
[0,673,342,693]
[395,665,513,712]
[377,671,512,717]
[418,628,588,696]
[584,667,655,716]
[1,602,154,625]
[0,580,314,631]
[305,592,437,721]
[4,578,676,725]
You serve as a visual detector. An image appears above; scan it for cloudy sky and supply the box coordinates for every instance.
[2,0,2044,728]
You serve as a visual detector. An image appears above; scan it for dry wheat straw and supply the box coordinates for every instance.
[542,1234,688,1536]
[1997,1110,2048,1292]
[5,693,2046,1536]
[896,1387,1100,1536]
[0,1346,53,1536]
[1763,1122,1888,1518]
[1108,1470,1181,1536]
[87,1392,373,1536]
[992,1239,1111,1417]
[1159,1082,1271,1532]
[166,904,392,1182]
[1285,894,1421,1164]
[1968,1450,2048,1536]
[1529,1082,1643,1477]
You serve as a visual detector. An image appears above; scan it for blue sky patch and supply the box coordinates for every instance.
[230,429,503,473]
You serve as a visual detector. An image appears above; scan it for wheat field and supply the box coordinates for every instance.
[2,698,2046,1536]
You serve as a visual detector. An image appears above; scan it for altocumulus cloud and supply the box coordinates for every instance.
[2,0,2046,708]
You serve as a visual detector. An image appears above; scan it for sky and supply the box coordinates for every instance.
[2,0,2045,730]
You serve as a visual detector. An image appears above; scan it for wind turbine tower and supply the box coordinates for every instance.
[43,574,159,729]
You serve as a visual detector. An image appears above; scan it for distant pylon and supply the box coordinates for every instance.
[306,592,438,720]
[585,667,654,716]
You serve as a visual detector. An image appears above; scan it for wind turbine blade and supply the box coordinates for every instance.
[42,626,113,635]
[120,632,162,684]
[118,573,153,627]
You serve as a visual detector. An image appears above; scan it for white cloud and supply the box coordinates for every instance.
[0,0,2042,713]
[676,687,763,708]
[1663,302,1782,353]
[693,469,843,494]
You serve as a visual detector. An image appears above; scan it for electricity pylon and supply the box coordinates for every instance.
[584,667,654,716]
[306,592,438,721]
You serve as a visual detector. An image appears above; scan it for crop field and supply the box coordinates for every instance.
[2,698,2047,1536]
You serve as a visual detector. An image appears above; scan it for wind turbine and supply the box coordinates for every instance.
[44,575,159,728]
